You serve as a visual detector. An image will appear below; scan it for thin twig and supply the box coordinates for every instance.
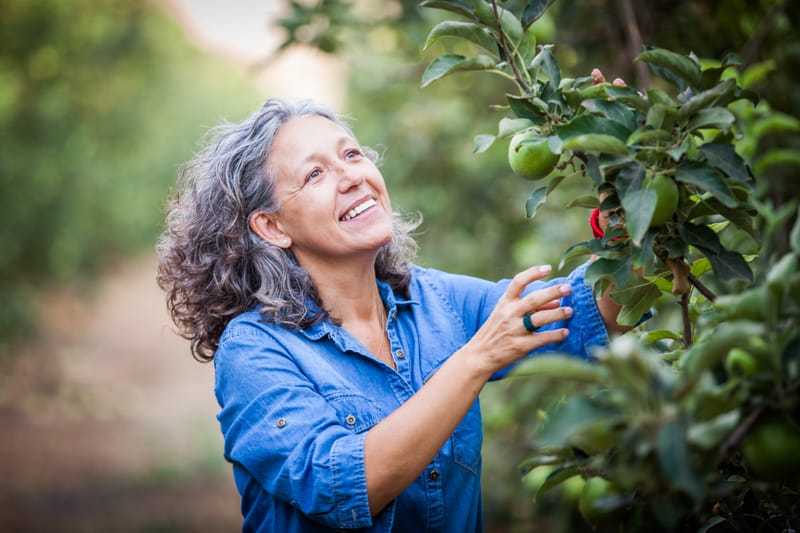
[688,273,717,302]
[614,0,650,87]
[490,0,531,94]
[720,403,767,459]
[680,292,693,347]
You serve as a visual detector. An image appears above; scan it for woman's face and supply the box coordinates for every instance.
[265,114,394,270]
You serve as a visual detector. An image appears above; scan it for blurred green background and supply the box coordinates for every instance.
[1,0,797,531]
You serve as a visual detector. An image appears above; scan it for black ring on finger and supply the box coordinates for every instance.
[522,313,538,333]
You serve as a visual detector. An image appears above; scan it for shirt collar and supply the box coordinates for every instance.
[298,277,418,341]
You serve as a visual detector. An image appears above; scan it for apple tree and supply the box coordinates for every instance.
[419,0,800,530]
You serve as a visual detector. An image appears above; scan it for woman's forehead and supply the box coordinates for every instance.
[274,115,353,151]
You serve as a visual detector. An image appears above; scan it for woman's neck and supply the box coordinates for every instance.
[304,256,383,323]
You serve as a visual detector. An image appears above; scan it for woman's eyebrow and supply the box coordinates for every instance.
[297,135,355,167]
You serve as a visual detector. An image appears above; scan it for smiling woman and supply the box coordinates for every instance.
[156,97,625,532]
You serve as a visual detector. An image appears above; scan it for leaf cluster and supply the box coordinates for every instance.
[420,1,800,530]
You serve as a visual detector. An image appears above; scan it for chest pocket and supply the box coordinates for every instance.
[326,392,387,433]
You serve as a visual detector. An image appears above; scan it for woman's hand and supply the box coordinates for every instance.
[464,264,573,377]
[363,265,571,514]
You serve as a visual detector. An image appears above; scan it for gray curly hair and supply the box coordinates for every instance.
[157,98,419,362]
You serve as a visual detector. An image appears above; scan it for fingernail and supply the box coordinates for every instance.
[563,307,573,317]
[560,284,571,294]
[539,265,552,274]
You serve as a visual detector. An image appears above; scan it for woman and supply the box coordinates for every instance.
[157,98,627,532]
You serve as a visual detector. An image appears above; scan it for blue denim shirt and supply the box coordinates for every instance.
[214,263,608,532]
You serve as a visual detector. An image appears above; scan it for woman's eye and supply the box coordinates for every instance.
[345,148,363,159]
[305,168,322,182]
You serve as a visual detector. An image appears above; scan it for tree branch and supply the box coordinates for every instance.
[688,273,717,302]
[680,292,692,347]
[615,0,650,87]
[490,0,531,94]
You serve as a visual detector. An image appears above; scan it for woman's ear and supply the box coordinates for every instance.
[249,211,292,248]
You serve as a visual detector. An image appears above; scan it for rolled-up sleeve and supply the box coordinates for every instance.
[214,328,386,529]
[419,262,608,372]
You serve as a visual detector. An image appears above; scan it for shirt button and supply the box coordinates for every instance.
[429,469,440,481]
[345,414,357,426]
[276,418,287,428]
[395,349,405,359]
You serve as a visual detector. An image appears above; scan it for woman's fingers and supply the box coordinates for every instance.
[503,264,552,301]
[521,306,573,334]
[519,282,572,313]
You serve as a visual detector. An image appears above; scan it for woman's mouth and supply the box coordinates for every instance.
[340,198,377,221]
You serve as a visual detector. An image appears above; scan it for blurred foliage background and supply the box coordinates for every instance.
[0,0,261,348]
[1,0,797,530]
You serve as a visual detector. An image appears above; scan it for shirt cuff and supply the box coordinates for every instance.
[567,261,610,358]
[329,433,397,530]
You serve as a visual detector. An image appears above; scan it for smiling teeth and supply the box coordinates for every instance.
[340,199,376,221]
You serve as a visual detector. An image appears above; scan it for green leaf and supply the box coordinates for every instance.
[792,206,800,254]
[682,320,763,377]
[645,103,677,131]
[687,197,756,238]
[666,139,690,161]
[559,240,602,269]
[507,94,547,122]
[521,0,556,29]
[423,21,498,54]
[678,222,721,254]
[418,0,474,19]
[627,126,673,146]
[498,117,535,138]
[646,88,677,108]
[699,517,728,533]
[631,229,656,267]
[677,78,736,121]
[688,410,740,449]
[751,112,800,138]
[689,257,713,278]
[686,107,735,133]
[525,185,547,218]
[605,85,650,113]
[473,134,495,153]
[566,195,600,209]
[657,418,705,501]
[698,143,752,183]
[675,161,737,208]
[704,248,753,283]
[530,45,560,87]
[561,133,629,156]
[421,54,495,87]
[641,329,682,344]
[611,277,662,326]
[555,114,631,142]
[535,396,617,451]
[753,149,800,176]
[620,188,656,246]
[586,257,632,291]
[511,355,609,382]
[581,99,639,131]
[636,47,702,90]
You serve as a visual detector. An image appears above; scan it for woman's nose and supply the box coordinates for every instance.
[336,166,364,191]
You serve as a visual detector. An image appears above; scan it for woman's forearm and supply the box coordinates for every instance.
[363,347,489,515]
